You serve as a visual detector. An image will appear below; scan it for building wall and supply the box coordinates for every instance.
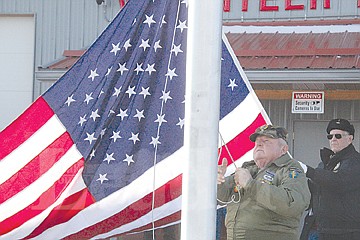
[0,0,120,68]
[261,99,360,155]
[1,0,359,140]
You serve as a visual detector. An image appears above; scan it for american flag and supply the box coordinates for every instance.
[0,0,269,239]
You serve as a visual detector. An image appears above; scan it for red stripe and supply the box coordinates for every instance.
[0,97,54,160]
[119,211,181,236]
[0,132,74,204]
[218,113,266,165]
[0,159,84,235]
[64,174,183,239]
[26,188,95,239]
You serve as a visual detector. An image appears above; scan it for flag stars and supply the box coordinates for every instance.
[139,39,150,51]
[139,87,151,99]
[145,63,156,75]
[154,40,162,52]
[96,173,108,184]
[123,154,135,166]
[177,118,185,129]
[128,132,140,144]
[123,39,132,51]
[65,94,76,106]
[125,86,136,98]
[176,20,188,32]
[110,42,121,55]
[228,79,238,91]
[160,15,167,27]
[78,114,87,126]
[90,109,100,121]
[110,131,122,142]
[89,149,96,160]
[99,89,105,98]
[143,14,156,27]
[155,114,167,126]
[88,68,99,81]
[84,93,94,105]
[134,63,144,75]
[108,109,115,117]
[100,128,107,138]
[171,44,183,56]
[160,90,172,103]
[103,153,116,164]
[166,68,178,80]
[150,136,161,148]
[84,132,97,145]
[113,86,122,97]
[105,67,112,76]
[134,109,145,121]
[117,108,129,120]
[117,63,129,75]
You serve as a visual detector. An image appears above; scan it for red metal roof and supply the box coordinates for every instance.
[45,30,360,70]
[46,50,85,70]
[226,31,360,69]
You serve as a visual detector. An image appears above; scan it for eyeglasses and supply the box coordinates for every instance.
[327,134,348,140]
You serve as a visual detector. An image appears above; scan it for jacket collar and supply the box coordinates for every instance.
[268,152,293,168]
[333,143,356,160]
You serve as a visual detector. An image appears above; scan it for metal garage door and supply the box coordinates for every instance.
[0,16,35,130]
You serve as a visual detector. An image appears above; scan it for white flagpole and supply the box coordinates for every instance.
[181,0,223,238]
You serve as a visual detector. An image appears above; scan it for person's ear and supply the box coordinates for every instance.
[282,144,289,154]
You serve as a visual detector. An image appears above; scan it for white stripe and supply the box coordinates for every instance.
[219,93,261,144]
[92,196,182,239]
[0,168,86,240]
[32,147,185,239]
[0,145,82,222]
[0,115,66,185]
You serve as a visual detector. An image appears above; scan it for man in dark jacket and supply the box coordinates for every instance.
[301,118,360,240]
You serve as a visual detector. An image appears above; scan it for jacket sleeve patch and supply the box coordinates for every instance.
[289,167,302,179]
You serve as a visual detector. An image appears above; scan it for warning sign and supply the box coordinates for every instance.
[292,92,324,114]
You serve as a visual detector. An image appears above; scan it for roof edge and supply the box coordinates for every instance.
[223,19,360,26]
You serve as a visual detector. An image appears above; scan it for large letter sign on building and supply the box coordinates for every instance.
[292,92,324,114]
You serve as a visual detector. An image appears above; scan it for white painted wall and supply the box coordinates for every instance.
[0,16,35,131]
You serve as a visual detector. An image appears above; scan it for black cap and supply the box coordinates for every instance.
[326,118,355,136]
[249,124,288,142]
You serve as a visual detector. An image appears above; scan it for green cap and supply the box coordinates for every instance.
[250,124,288,142]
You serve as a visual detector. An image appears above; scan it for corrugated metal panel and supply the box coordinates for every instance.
[0,0,120,68]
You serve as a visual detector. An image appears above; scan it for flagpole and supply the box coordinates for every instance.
[181,0,223,239]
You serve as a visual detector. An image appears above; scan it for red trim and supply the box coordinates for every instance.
[310,0,316,9]
[119,0,125,7]
[358,0,360,7]
[233,48,360,57]
[285,0,304,10]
